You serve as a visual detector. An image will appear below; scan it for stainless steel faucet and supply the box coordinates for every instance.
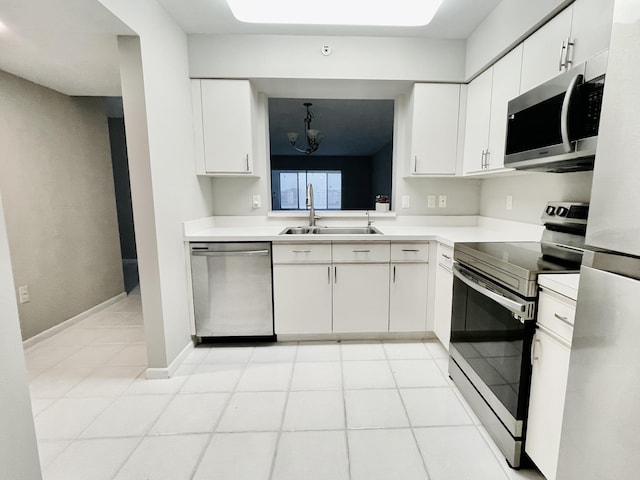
[306,183,317,226]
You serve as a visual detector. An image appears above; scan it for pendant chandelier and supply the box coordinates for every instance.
[287,102,323,155]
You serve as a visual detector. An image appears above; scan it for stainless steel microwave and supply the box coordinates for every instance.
[504,59,606,172]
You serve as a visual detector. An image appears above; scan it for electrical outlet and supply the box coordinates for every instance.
[438,195,447,208]
[18,285,30,304]
[252,194,261,209]
[402,195,410,209]
[506,195,513,211]
[427,195,436,208]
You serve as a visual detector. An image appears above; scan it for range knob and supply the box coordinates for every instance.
[556,206,568,217]
[545,206,556,215]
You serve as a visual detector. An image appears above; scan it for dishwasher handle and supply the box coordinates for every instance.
[191,249,270,257]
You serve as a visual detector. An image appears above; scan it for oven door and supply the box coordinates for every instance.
[449,263,536,434]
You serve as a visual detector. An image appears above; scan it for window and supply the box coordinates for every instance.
[268,98,394,211]
[273,170,342,210]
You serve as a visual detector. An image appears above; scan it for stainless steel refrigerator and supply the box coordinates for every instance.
[556,1,640,478]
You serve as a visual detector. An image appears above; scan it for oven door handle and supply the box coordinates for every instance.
[452,264,530,316]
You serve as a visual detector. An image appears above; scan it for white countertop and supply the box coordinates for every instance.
[538,273,580,300]
[184,215,544,247]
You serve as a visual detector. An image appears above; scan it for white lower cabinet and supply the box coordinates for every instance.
[273,264,332,334]
[333,263,390,333]
[273,241,431,335]
[526,287,576,480]
[389,263,429,332]
[433,243,454,350]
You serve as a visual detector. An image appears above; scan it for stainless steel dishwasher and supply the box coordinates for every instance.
[190,242,275,341]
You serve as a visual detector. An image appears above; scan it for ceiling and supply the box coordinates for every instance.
[269,99,394,157]
[156,0,501,39]
[0,0,500,97]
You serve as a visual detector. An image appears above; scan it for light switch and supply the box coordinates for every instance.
[438,195,447,208]
[402,195,410,209]
[252,195,261,208]
[427,195,436,208]
[506,195,513,211]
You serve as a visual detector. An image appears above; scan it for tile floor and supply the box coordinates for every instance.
[25,291,545,480]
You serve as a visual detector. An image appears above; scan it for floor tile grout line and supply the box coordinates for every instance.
[267,341,300,480]
[188,343,257,480]
[383,339,433,480]
[339,340,353,480]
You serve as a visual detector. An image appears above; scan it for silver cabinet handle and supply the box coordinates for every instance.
[413,155,417,173]
[560,72,583,153]
[401,249,420,252]
[328,266,331,284]
[352,250,371,253]
[192,249,269,256]
[441,254,451,260]
[292,250,311,253]
[531,336,541,365]
[554,313,573,326]
[334,266,337,283]
[559,39,567,70]
[245,154,249,172]
[481,149,486,168]
[453,264,533,317]
[485,150,490,169]
[393,265,396,283]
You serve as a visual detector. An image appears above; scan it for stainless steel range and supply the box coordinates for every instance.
[448,202,589,468]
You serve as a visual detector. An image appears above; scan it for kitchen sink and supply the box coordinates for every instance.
[312,226,381,235]
[279,226,314,234]
[279,226,381,235]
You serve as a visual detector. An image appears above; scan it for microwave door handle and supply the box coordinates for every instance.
[452,264,528,316]
[560,73,584,153]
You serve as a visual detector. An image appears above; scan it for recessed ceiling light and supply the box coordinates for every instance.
[225,0,444,27]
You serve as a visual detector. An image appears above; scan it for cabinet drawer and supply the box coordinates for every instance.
[332,242,390,263]
[538,289,575,343]
[272,243,331,264]
[437,243,454,269]
[390,243,429,262]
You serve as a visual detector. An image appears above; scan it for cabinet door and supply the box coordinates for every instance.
[433,264,453,350]
[487,45,523,171]
[462,68,492,174]
[526,327,571,480]
[389,263,428,332]
[520,6,573,92]
[200,79,253,174]
[333,264,390,333]
[410,84,460,175]
[273,264,332,334]
[569,0,614,66]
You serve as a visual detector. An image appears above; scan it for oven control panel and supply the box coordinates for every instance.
[542,202,589,225]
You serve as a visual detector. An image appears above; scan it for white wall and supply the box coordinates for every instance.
[0,70,124,340]
[465,0,571,78]
[480,171,593,224]
[189,34,466,82]
[99,0,214,372]
[0,193,42,480]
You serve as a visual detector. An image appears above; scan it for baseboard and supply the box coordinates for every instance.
[22,292,127,350]
[145,341,193,379]
[276,331,437,342]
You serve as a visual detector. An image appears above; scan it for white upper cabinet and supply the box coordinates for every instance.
[487,45,523,171]
[462,68,492,175]
[407,83,460,176]
[520,0,614,93]
[191,79,255,176]
[520,7,573,93]
[463,45,522,175]
[568,0,614,67]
